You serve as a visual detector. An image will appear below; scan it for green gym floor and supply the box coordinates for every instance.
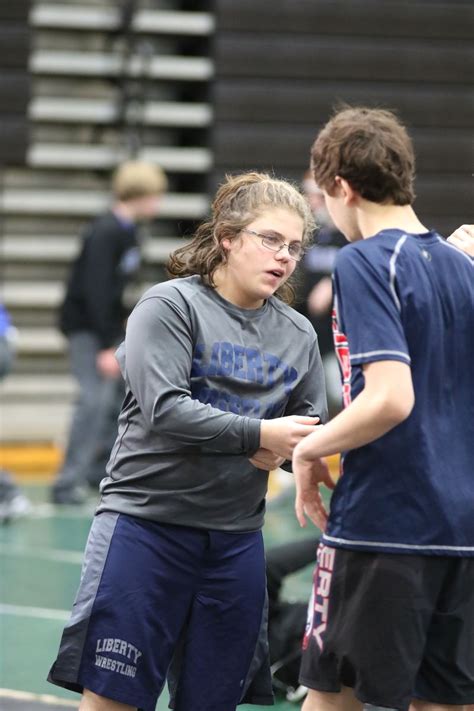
[0,479,324,711]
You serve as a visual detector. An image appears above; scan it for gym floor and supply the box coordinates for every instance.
[0,475,322,711]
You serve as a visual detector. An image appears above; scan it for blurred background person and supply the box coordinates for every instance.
[266,537,320,704]
[50,161,167,505]
[0,303,31,523]
[296,170,346,415]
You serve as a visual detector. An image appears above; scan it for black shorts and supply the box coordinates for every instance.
[299,544,474,711]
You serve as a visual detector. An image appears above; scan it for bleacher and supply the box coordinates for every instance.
[212,0,474,232]
[1,0,214,442]
[2,0,472,447]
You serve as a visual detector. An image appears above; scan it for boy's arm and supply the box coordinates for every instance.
[295,359,413,459]
[293,243,415,528]
[293,359,414,528]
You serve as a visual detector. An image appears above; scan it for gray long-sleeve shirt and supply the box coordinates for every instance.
[98,275,328,531]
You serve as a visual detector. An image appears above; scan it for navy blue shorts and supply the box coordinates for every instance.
[48,512,269,711]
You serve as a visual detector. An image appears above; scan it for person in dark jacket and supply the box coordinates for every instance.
[51,161,167,504]
[267,537,320,703]
[296,170,346,416]
[0,304,32,523]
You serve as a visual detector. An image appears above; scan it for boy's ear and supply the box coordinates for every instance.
[335,176,358,205]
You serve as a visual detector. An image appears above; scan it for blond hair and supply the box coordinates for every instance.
[167,172,315,304]
[112,161,168,201]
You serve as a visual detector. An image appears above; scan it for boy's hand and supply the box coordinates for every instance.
[293,445,335,530]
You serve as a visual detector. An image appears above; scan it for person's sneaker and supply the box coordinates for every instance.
[0,470,32,524]
[286,685,308,703]
[51,485,88,505]
[0,491,32,524]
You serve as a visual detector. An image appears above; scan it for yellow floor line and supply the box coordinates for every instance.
[0,444,62,475]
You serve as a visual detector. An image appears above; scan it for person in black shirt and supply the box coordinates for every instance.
[267,537,319,703]
[297,171,346,415]
[51,161,167,504]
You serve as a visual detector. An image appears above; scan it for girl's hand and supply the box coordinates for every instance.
[249,448,285,471]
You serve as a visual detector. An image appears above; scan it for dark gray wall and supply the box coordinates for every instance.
[212,0,474,235]
[0,1,31,167]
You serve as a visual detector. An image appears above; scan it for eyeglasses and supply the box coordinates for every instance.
[242,229,304,261]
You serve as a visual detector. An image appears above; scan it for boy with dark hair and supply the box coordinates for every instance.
[292,107,474,711]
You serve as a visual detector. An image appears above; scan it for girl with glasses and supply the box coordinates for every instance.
[48,172,330,711]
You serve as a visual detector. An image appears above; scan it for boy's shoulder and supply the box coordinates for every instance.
[91,210,120,231]
[334,233,388,274]
[85,210,136,242]
[335,228,434,268]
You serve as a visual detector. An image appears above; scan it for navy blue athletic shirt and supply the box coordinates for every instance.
[323,228,474,556]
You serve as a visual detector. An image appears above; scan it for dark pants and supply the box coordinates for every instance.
[53,332,124,492]
[266,537,319,693]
